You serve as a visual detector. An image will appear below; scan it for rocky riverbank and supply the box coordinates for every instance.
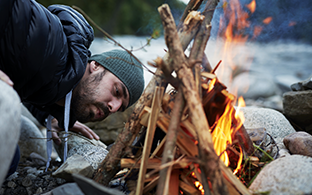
[0,60,311,194]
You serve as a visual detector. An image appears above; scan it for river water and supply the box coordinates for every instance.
[89,36,312,89]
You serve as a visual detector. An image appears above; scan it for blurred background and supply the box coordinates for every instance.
[38,0,312,43]
[38,0,312,94]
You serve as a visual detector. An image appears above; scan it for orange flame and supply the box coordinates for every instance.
[195,181,205,194]
[208,78,216,92]
[211,96,245,170]
[263,16,273,24]
[245,0,256,14]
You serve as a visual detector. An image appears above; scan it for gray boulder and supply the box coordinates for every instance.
[18,115,47,160]
[53,132,108,180]
[241,107,296,158]
[53,154,94,181]
[21,104,42,129]
[0,81,21,186]
[249,155,312,195]
[54,132,108,169]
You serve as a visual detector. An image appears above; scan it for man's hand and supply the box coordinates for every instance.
[51,118,100,145]
[0,70,13,87]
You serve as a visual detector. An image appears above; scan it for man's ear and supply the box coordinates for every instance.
[89,61,101,73]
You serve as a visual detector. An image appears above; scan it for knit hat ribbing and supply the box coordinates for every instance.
[89,49,144,108]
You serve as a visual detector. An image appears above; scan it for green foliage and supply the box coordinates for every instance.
[37,0,186,36]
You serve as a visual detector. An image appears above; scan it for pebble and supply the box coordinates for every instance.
[35,187,43,194]
[7,181,16,188]
[1,157,66,195]
[6,172,19,181]
[26,167,38,175]
[22,176,33,187]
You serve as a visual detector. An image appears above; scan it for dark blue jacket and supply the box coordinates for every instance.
[0,0,94,127]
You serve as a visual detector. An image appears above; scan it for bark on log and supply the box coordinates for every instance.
[158,4,228,195]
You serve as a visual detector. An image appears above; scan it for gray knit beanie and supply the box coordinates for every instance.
[88,49,144,108]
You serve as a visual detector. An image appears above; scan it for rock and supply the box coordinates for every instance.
[29,152,47,166]
[21,104,43,129]
[54,132,108,170]
[5,172,19,181]
[52,154,94,181]
[18,115,47,160]
[73,173,125,195]
[21,175,33,187]
[283,90,312,132]
[0,81,21,186]
[291,74,312,91]
[241,107,296,158]
[245,127,270,158]
[7,181,16,188]
[85,104,135,145]
[283,131,312,157]
[50,183,84,195]
[275,74,301,93]
[35,187,43,194]
[26,167,37,175]
[249,155,312,195]
[230,72,282,99]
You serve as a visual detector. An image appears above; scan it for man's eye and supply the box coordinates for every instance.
[116,87,119,96]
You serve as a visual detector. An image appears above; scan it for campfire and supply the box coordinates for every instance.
[92,0,273,194]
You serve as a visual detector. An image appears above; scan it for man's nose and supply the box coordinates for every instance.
[108,98,122,113]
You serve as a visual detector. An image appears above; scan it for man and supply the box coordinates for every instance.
[0,0,144,178]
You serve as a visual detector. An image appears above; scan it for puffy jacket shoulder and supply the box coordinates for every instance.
[48,5,94,51]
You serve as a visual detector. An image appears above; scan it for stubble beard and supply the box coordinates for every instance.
[71,70,109,123]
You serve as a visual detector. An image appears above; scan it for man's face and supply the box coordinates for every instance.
[71,62,129,123]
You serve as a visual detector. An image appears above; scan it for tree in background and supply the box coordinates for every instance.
[38,0,185,36]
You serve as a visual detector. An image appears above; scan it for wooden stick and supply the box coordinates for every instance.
[178,0,204,27]
[180,180,201,195]
[220,161,251,195]
[136,86,164,195]
[140,108,198,157]
[143,176,159,194]
[168,169,180,195]
[158,4,228,194]
[120,158,161,169]
[157,90,184,195]
[150,135,166,158]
